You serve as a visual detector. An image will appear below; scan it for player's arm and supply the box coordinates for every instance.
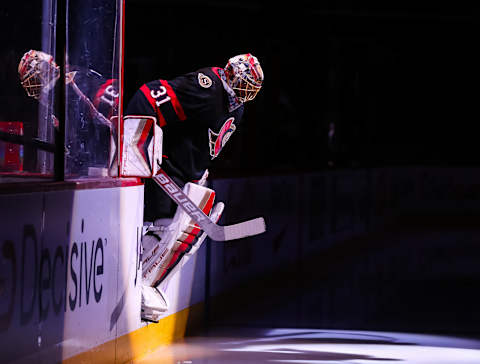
[126,79,186,127]
[125,72,217,127]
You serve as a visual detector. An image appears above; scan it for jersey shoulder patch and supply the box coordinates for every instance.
[198,72,212,88]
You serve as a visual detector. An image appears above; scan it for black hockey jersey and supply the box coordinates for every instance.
[126,67,244,182]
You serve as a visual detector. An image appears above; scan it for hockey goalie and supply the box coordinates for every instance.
[122,53,266,322]
[18,49,266,322]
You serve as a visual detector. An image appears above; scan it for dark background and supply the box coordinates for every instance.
[125,1,480,337]
[124,1,477,177]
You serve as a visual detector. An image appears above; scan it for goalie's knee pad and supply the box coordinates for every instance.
[161,201,224,283]
[141,182,221,287]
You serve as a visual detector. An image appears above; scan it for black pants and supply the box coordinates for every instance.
[143,175,186,221]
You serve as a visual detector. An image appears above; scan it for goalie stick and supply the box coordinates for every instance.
[153,169,266,241]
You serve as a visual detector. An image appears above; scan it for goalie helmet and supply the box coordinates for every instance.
[18,50,60,100]
[224,53,264,103]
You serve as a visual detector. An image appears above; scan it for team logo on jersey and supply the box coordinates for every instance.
[198,73,212,88]
[208,117,236,159]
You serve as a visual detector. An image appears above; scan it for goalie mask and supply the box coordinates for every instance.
[18,50,60,100]
[224,53,264,103]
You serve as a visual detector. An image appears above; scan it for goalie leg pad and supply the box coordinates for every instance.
[157,201,225,284]
[141,182,216,287]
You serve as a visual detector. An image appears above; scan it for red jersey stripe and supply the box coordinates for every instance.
[140,84,167,127]
[160,80,186,121]
[211,67,223,80]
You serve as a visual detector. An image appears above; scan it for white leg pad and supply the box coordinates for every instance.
[156,202,224,285]
[141,182,216,287]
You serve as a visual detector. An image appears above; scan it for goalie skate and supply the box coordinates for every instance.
[141,286,168,323]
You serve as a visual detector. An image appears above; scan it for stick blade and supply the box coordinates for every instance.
[153,171,266,242]
[205,217,266,241]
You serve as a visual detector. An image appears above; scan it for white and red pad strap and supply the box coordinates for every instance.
[119,115,162,177]
[142,182,216,287]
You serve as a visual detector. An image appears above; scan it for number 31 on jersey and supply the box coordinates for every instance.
[150,86,171,107]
